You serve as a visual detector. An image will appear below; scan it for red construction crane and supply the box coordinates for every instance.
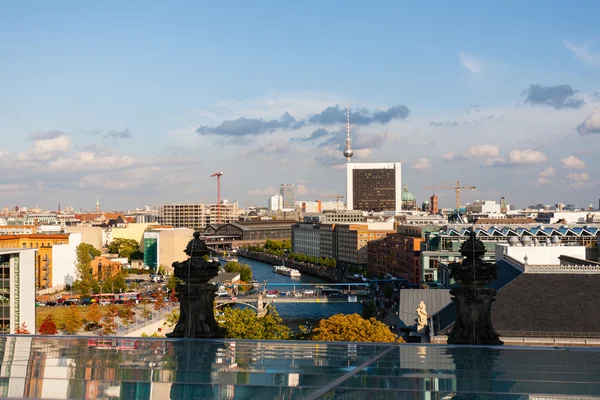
[210,172,224,223]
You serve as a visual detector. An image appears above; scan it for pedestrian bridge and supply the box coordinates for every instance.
[214,294,367,317]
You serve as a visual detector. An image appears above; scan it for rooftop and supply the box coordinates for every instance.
[1,336,600,398]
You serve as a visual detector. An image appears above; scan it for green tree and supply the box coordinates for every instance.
[107,238,140,260]
[223,262,253,282]
[72,243,101,295]
[62,305,83,334]
[311,314,401,343]
[163,308,180,328]
[361,301,378,319]
[383,284,394,299]
[219,307,290,340]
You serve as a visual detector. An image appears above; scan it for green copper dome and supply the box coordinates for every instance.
[402,184,416,202]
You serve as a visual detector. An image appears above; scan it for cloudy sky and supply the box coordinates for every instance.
[1,1,600,211]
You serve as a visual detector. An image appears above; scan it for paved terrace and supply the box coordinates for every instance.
[1,336,600,399]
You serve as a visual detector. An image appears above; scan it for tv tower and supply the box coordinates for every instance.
[343,104,354,163]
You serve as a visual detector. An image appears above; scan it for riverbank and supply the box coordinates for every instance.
[238,250,340,282]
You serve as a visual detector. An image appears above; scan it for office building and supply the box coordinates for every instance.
[291,221,321,257]
[346,162,402,212]
[268,195,283,211]
[279,184,295,209]
[335,223,396,270]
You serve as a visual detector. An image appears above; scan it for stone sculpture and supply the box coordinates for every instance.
[447,230,503,345]
[166,232,223,338]
[416,301,428,330]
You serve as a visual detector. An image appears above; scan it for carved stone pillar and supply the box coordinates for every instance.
[166,232,224,339]
[447,231,503,345]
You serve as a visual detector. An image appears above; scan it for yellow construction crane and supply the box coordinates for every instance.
[421,181,476,210]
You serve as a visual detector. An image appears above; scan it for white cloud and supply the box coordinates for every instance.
[459,52,485,76]
[248,186,278,197]
[540,167,555,177]
[352,149,372,159]
[441,144,499,163]
[567,172,590,182]
[564,39,600,67]
[560,155,586,169]
[441,151,462,162]
[577,108,600,135]
[30,135,72,159]
[466,144,500,158]
[567,172,591,188]
[535,167,555,185]
[410,157,431,170]
[504,149,547,165]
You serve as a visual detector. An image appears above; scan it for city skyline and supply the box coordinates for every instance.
[1,2,600,210]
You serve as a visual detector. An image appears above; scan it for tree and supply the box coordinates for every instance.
[15,322,30,334]
[154,292,166,311]
[62,305,83,335]
[72,243,101,295]
[361,300,378,319]
[223,261,252,282]
[39,316,58,335]
[311,314,400,343]
[219,307,290,340]
[107,238,140,260]
[163,308,180,328]
[383,284,394,299]
[101,305,119,335]
[86,303,102,326]
[119,303,136,328]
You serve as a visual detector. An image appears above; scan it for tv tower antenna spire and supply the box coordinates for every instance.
[343,104,354,163]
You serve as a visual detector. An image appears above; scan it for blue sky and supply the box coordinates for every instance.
[1,1,600,210]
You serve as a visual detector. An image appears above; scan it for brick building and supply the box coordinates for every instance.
[367,233,423,283]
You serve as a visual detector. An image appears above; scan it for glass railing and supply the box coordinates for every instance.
[0,336,598,399]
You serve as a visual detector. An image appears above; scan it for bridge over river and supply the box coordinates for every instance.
[214,293,370,317]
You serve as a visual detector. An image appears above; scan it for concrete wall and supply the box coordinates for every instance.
[495,243,586,265]
[65,226,103,250]
[158,229,194,271]
[51,233,81,287]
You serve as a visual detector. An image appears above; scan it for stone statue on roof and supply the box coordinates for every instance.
[416,301,428,330]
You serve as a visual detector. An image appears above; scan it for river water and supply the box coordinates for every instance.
[228,256,362,326]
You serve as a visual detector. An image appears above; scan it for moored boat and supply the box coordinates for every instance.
[272,265,301,277]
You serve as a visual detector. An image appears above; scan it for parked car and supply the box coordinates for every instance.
[46,301,57,306]
[99,300,111,306]
[216,290,230,297]
[63,299,78,306]
[266,293,278,298]
[80,298,92,306]
[35,301,46,307]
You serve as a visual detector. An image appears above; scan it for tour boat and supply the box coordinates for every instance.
[272,265,301,277]
[222,253,238,262]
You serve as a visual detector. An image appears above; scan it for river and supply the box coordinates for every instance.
[225,256,363,328]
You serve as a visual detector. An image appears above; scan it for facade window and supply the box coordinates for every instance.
[22,243,26,248]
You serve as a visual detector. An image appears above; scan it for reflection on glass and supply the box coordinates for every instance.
[0,337,599,399]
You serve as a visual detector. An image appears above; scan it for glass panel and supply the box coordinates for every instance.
[0,337,598,399]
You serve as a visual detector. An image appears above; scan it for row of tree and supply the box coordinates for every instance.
[38,294,171,335]
[217,307,403,343]
[245,239,337,269]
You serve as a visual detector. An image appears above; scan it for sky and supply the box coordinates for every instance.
[1,1,600,211]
